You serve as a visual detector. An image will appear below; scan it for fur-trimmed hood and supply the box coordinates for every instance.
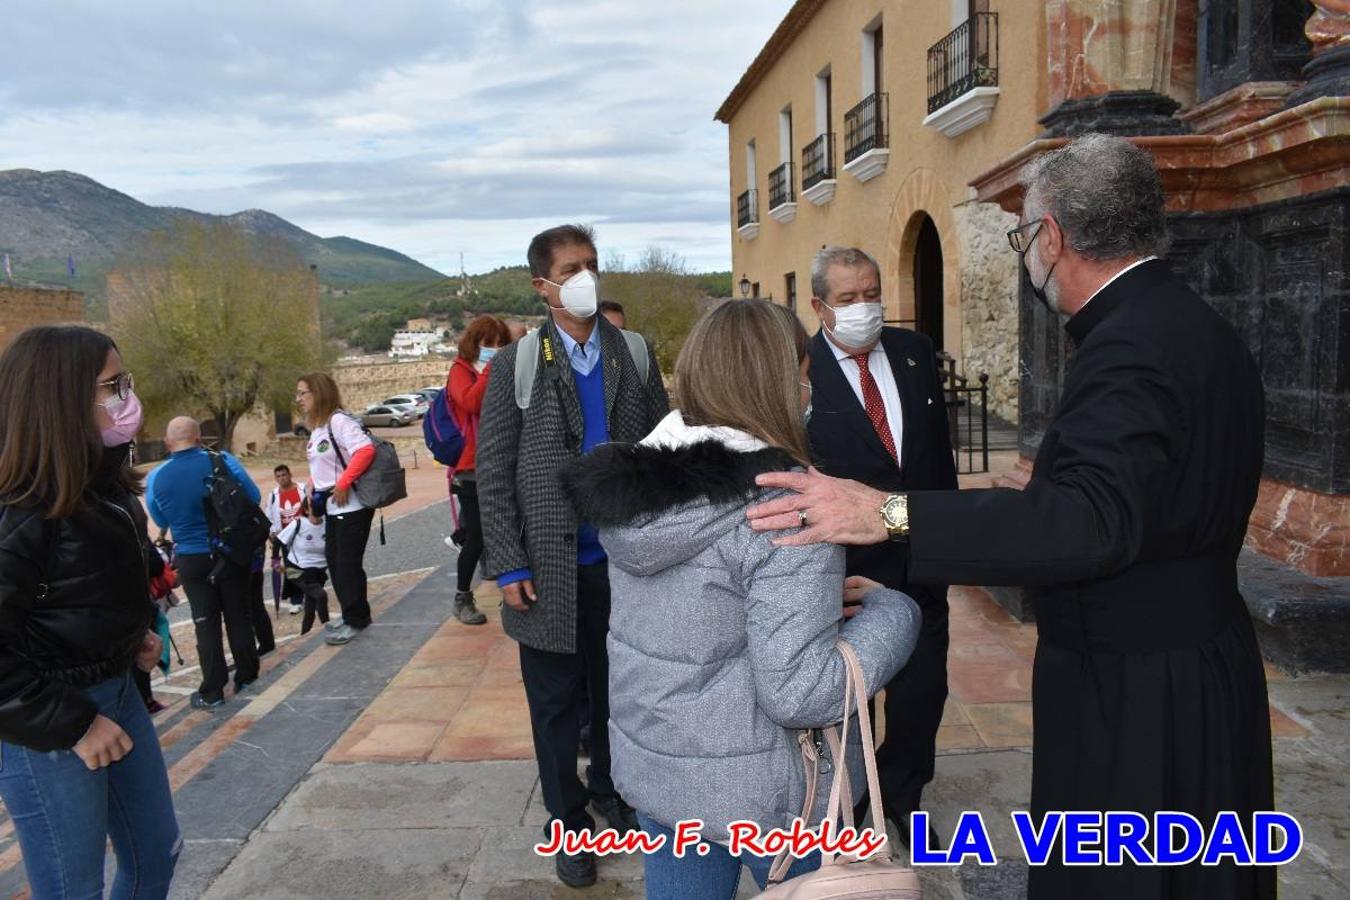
[560,411,798,578]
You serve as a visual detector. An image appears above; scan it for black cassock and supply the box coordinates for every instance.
[907,260,1275,898]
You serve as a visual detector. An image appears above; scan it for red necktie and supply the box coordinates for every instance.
[853,353,898,463]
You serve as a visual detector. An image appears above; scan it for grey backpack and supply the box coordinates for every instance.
[331,412,408,510]
[514,327,650,409]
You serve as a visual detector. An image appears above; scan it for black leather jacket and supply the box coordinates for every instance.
[0,467,154,751]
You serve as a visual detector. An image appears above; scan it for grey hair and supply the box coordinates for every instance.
[810,245,881,300]
[1020,133,1169,261]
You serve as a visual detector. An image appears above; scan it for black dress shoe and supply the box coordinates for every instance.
[591,796,638,833]
[555,850,597,888]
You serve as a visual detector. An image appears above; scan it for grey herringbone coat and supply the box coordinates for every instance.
[477,316,669,653]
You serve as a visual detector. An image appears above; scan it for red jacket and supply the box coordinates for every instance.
[446,356,491,471]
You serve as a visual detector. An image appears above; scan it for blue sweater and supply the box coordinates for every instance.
[146,448,260,555]
[499,357,610,587]
[574,362,610,566]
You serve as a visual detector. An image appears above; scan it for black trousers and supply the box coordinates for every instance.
[290,568,331,634]
[518,562,618,833]
[869,595,950,825]
[451,477,485,593]
[247,566,275,654]
[324,507,375,629]
[177,553,260,700]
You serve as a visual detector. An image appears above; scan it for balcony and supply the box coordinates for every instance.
[842,93,889,183]
[736,188,759,240]
[923,12,1000,139]
[768,162,797,224]
[801,133,837,205]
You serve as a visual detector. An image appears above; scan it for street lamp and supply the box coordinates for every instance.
[738,274,752,298]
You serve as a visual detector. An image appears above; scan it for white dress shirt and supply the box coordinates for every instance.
[825,332,905,466]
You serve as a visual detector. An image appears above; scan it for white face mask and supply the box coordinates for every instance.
[545,269,599,320]
[825,300,884,350]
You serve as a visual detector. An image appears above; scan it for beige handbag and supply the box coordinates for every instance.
[759,640,922,898]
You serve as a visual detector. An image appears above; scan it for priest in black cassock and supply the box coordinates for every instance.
[748,133,1275,899]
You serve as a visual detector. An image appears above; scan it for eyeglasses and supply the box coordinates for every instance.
[1006,219,1045,255]
[295,389,312,401]
[97,372,135,401]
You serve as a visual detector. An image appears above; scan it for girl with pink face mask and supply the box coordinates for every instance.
[0,325,179,898]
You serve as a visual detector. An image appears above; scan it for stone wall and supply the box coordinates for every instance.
[334,357,453,411]
[0,286,85,350]
[955,197,1021,422]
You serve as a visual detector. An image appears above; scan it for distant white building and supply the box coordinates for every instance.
[389,330,443,358]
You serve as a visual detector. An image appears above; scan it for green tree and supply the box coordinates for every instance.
[113,221,322,448]
[602,246,706,374]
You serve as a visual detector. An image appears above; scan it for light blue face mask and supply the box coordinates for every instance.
[479,346,498,364]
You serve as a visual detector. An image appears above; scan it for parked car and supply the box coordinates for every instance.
[415,387,441,404]
[381,394,430,419]
[362,405,414,428]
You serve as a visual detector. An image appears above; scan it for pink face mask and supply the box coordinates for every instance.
[100,389,144,447]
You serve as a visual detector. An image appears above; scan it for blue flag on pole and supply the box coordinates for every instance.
[67,255,76,278]
[3,253,11,280]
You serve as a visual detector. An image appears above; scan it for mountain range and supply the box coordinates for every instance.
[0,169,444,303]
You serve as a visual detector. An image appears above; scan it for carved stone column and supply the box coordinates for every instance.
[1040,0,1191,136]
[1288,0,1350,105]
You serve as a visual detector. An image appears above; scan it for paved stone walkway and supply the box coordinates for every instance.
[0,545,1344,897]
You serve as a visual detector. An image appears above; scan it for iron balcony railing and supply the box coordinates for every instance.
[737,189,758,228]
[802,133,836,189]
[768,162,795,209]
[927,12,999,114]
[844,93,888,164]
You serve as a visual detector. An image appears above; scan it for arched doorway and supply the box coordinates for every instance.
[912,213,944,351]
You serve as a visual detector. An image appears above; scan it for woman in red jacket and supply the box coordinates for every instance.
[446,315,512,625]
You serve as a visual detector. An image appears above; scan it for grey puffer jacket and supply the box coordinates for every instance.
[561,415,920,843]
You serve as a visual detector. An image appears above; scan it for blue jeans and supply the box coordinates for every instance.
[0,671,180,899]
[637,812,820,900]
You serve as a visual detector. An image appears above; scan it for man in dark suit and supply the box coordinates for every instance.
[750,135,1273,899]
[477,224,669,889]
[803,245,957,842]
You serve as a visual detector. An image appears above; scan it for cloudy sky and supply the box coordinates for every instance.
[1,0,792,274]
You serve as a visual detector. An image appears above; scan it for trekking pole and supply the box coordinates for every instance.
[167,630,186,666]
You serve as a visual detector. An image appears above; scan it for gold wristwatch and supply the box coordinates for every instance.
[879,493,910,541]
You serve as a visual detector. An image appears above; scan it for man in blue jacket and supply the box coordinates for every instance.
[147,417,261,709]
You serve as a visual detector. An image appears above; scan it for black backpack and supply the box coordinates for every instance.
[204,451,271,568]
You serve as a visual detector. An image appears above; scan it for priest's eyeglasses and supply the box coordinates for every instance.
[1007,219,1045,255]
[97,372,135,401]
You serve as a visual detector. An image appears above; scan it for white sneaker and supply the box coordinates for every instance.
[324,617,345,632]
[288,603,302,615]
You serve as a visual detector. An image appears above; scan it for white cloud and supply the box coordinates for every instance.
[0,0,792,273]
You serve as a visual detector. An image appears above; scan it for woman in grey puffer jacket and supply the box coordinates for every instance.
[561,300,920,899]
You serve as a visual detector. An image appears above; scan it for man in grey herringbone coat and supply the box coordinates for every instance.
[476,225,668,889]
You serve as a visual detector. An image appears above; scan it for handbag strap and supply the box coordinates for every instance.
[831,640,887,846]
[767,731,822,884]
[767,639,889,882]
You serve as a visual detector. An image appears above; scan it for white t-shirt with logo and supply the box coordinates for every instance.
[306,412,373,516]
[279,517,327,570]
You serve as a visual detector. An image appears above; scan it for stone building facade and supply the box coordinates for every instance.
[0,285,85,351]
[715,0,1042,422]
[720,0,1349,672]
[963,0,1349,671]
